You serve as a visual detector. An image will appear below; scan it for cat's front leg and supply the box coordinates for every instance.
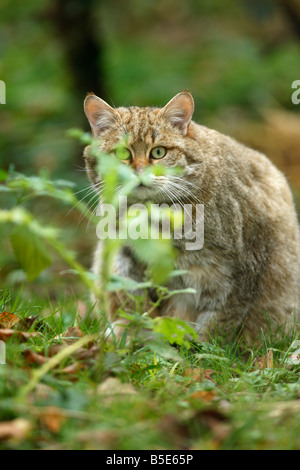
[92,242,159,341]
[160,293,248,342]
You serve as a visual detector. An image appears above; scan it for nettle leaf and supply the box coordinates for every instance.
[11,226,52,281]
[0,186,12,192]
[107,274,152,292]
[148,339,182,362]
[0,169,7,182]
[67,128,93,145]
[152,316,198,349]
[132,237,176,284]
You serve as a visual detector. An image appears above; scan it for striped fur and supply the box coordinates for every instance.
[83,92,300,343]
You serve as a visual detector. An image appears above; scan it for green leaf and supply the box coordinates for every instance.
[67,128,93,145]
[107,274,152,291]
[11,225,52,281]
[0,170,7,182]
[152,316,198,349]
[132,237,176,284]
[195,353,230,362]
[148,339,182,362]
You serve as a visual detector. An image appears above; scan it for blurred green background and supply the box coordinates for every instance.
[1,0,300,295]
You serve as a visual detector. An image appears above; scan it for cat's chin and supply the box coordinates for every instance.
[126,184,163,204]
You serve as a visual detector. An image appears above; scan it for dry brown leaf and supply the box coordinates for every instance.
[48,344,64,356]
[47,343,98,362]
[24,351,85,378]
[0,311,19,329]
[58,362,83,375]
[38,406,66,434]
[73,345,99,360]
[188,390,217,403]
[18,315,40,331]
[65,326,84,339]
[0,328,40,342]
[0,418,32,442]
[183,368,216,383]
[183,368,204,381]
[54,326,85,345]
[24,349,47,365]
[253,349,274,369]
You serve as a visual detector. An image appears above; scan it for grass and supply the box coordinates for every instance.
[0,158,300,450]
[1,289,300,450]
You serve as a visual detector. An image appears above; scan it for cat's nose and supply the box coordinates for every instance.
[132,158,148,174]
[135,167,145,175]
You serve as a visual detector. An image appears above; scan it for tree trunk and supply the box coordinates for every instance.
[48,0,106,100]
[278,0,300,40]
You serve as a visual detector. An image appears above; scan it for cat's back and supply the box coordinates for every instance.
[189,120,296,213]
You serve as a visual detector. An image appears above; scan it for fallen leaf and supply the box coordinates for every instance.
[38,407,66,434]
[65,326,84,339]
[18,315,48,332]
[253,349,274,369]
[183,368,204,381]
[0,328,40,342]
[0,418,32,442]
[73,345,99,360]
[57,362,83,375]
[54,326,85,344]
[24,349,47,365]
[48,344,64,356]
[183,368,217,383]
[188,390,217,403]
[47,343,98,361]
[0,311,19,329]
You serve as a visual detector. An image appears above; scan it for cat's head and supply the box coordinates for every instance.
[83,91,199,203]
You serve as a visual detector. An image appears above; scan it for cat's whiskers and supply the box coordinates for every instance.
[72,182,104,227]
[156,184,176,205]
[168,176,202,195]
[75,166,89,173]
[79,192,100,227]
[166,180,203,206]
[166,181,197,205]
[66,184,100,222]
[153,180,196,227]
[155,181,188,216]
[169,176,208,201]
[154,177,193,203]
[74,183,99,196]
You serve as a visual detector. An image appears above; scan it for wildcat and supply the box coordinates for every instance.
[83,91,300,342]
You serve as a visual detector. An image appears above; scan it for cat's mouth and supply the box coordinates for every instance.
[125,178,164,204]
[134,182,157,198]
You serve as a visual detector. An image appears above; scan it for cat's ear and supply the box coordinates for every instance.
[84,94,119,136]
[158,92,194,134]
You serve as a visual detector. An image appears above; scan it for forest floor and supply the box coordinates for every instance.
[1,289,300,450]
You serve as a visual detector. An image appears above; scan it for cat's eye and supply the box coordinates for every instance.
[114,147,131,160]
[150,146,167,159]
